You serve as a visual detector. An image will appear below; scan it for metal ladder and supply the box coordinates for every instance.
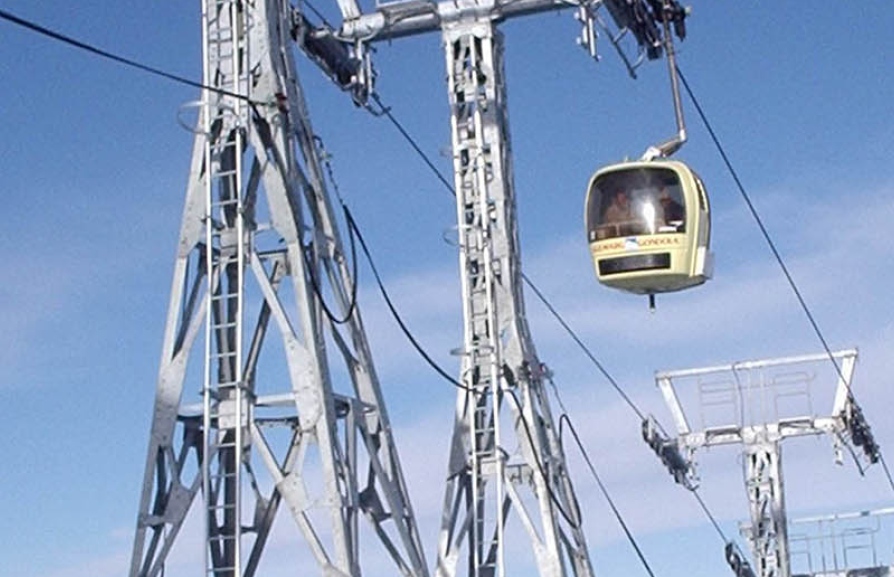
[450,27,507,577]
[202,1,251,575]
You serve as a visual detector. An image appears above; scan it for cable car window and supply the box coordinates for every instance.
[587,167,686,241]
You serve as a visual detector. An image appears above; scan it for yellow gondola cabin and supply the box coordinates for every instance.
[585,159,713,295]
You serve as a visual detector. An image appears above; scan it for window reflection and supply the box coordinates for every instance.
[587,168,687,241]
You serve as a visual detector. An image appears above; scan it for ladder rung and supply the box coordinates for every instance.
[210,170,239,181]
[208,566,239,572]
[210,349,238,357]
[207,500,238,512]
[207,30,235,42]
[209,292,238,303]
[211,139,240,151]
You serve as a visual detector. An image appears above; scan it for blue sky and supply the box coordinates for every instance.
[1,2,893,577]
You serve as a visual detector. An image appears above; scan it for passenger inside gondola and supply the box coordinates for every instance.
[600,189,635,238]
[657,186,685,232]
[589,170,687,240]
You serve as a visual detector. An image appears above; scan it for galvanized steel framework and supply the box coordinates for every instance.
[129,0,428,575]
[435,20,593,577]
[334,0,600,574]
[130,0,677,575]
[653,350,875,577]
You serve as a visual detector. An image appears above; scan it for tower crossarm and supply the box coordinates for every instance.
[647,349,880,577]
[332,0,686,46]
[655,349,860,450]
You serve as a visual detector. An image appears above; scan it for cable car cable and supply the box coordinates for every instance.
[370,93,458,198]
[346,194,673,562]
[365,87,740,557]
[674,65,839,374]
[522,272,646,423]
[558,412,659,577]
[675,65,894,494]
[691,488,731,544]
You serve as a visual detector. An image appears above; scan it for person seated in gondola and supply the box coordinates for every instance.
[600,188,640,238]
[658,187,685,231]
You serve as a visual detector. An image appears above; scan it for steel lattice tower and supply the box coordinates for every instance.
[130,0,685,574]
[129,1,428,575]
[335,1,604,573]
[435,21,593,577]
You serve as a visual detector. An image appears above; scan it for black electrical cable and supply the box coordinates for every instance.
[504,388,584,529]
[344,207,467,390]
[301,205,360,325]
[0,2,770,562]
[0,7,260,105]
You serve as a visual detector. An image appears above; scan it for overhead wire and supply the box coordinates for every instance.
[11,1,884,568]
[362,88,671,574]
[0,7,259,106]
[344,207,467,390]
[675,64,894,494]
[675,65,840,374]
[559,412,658,577]
[522,271,646,423]
[370,93,458,197]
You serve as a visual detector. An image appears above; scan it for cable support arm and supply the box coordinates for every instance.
[576,0,687,78]
[725,541,758,577]
[842,399,881,465]
[642,416,696,489]
[290,7,374,106]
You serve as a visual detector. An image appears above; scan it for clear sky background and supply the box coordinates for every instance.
[1,2,893,577]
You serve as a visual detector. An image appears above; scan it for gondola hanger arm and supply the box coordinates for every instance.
[642,0,688,161]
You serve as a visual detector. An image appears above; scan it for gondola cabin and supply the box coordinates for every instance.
[585,160,712,295]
